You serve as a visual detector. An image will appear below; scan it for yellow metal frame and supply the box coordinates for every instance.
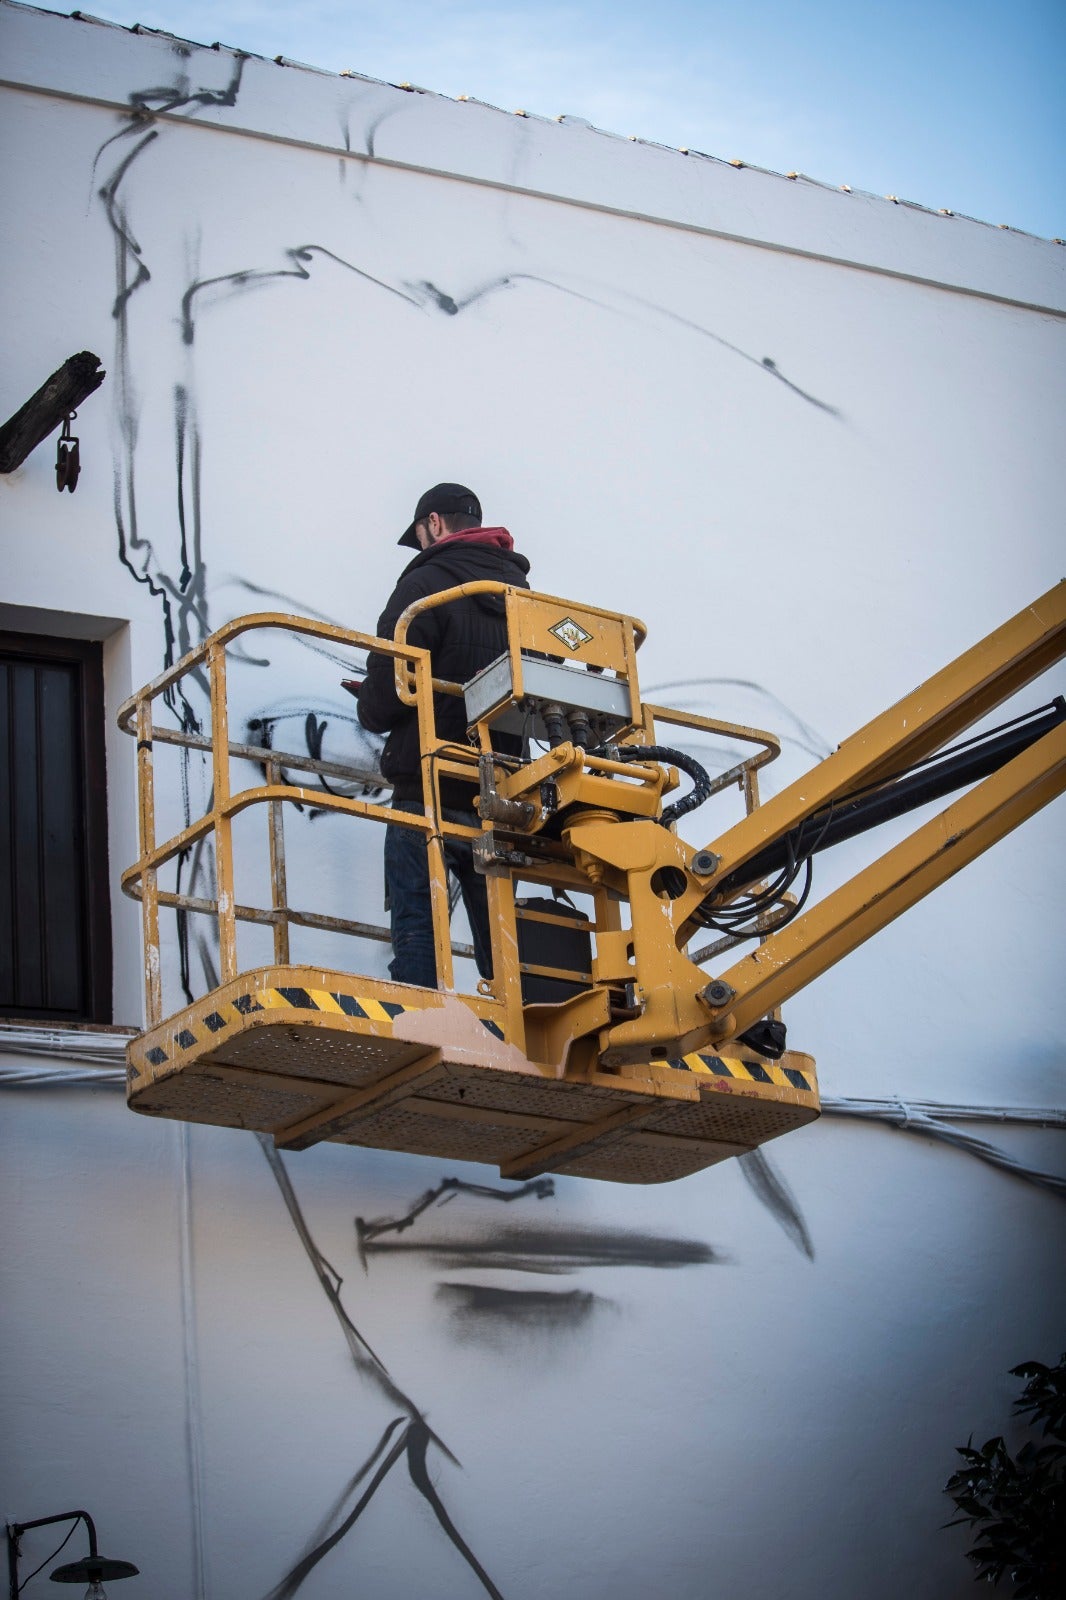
[119,613,468,1025]
[118,582,1066,1183]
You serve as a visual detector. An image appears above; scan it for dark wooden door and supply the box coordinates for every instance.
[0,632,111,1021]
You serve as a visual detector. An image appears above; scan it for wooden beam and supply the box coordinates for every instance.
[0,352,105,473]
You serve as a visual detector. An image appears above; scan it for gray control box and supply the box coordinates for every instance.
[463,652,633,740]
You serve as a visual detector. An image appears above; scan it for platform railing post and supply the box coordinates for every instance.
[410,654,454,992]
[135,696,162,1027]
[207,640,238,985]
[266,756,290,965]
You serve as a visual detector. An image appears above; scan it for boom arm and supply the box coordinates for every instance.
[455,581,1066,1069]
[677,583,1066,1047]
[684,585,1066,920]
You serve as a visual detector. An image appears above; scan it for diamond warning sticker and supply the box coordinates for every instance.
[548,617,593,650]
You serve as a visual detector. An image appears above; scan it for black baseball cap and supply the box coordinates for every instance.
[399,482,482,548]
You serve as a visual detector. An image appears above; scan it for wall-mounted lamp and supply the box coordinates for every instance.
[6,1510,138,1599]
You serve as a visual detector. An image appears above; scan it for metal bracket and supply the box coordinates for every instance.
[55,413,80,493]
[478,752,536,827]
[472,829,535,875]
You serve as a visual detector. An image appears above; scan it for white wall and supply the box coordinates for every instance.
[2,5,1063,1598]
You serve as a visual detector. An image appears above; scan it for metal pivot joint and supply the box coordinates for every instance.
[478,752,536,828]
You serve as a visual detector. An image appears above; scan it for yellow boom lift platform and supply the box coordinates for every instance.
[119,581,1066,1183]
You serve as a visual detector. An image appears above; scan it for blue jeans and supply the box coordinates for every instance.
[383,800,493,989]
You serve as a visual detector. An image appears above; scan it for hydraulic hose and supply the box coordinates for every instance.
[612,744,713,827]
[713,696,1066,899]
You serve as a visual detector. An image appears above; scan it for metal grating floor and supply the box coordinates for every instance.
[204,1025,426,1086]
[126,968,820,1184]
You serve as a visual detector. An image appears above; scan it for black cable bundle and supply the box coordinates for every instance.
[611,743,714,827]
[700,697,1066,940]
[689,808,832,938]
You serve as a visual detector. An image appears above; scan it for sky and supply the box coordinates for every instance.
[58,0,1066,238]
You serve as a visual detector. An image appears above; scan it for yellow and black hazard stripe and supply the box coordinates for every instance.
[671,1051,813,1094]
[140,985,421,1069]
[135,987,805,1091]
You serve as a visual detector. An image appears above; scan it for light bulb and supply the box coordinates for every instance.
[83,1581,108,1600]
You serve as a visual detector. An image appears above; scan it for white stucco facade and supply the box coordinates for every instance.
[1,5,1063,1597]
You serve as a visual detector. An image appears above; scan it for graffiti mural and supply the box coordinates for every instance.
[76,41,853,1593]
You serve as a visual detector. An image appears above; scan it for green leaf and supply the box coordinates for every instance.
[944,1351,1066,1598]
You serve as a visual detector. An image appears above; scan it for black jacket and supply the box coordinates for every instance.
[357,531,531,805]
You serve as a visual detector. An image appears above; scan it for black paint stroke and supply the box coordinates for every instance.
[405,1418,505,1600]
[356,1174,554,1264]
[407,272,842,415]
[245,708,384,816]
[247,710,341,808]
[591,281,844,416]
[264,1422,409,1600]
[227,576,369,671]
[90,50,247,189]
[180,246,423,344]
[98,121,210,721]
[415,279,464,315]
[99,129,158,318]
[96,48,250,705]
[360,1223,720,1275]
[276,1414,404,1559]
[737,1148,815,1259]
[101,123,197,709]
[258,1138,505,1600]
[267,1417,506,1600]
[228,574,350,628]
[645,676,834,765]
[759,356,836,411]
[437,1282,601,1333]
[363,105,404,162]
[410,272,603,319]
[173,382,194,592]
[128,54,246,119]
[260,1136,423,1409]
[172,383,211,664]
[264,1421,500,1600]
[304,712,330,781]
[175,836,220,1002]
[90,45,249,452]
[337,114,351,184]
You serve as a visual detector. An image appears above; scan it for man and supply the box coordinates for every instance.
[356,483,532,988]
